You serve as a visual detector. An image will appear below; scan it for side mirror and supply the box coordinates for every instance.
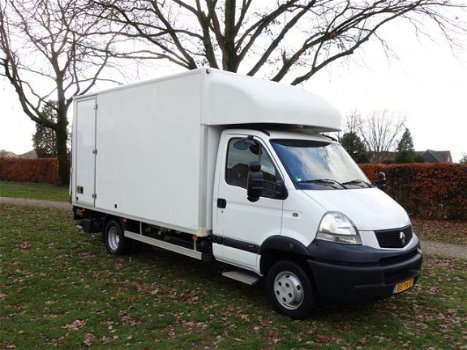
[247,161,263,202]
[375,172,386,190]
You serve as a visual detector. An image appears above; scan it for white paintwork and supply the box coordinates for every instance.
[93,73,207,234]
[204,70,341,131]
[303,188,411,231]
[280,187,415,251]
[214,131,283,272]
[280,190,327,247]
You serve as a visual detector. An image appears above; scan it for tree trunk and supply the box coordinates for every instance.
[55,117,69,186]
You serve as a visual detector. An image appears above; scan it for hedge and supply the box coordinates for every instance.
[360,163,467,220]
[0,158,63,184]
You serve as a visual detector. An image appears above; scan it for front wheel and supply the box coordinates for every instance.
[266,260,316,319]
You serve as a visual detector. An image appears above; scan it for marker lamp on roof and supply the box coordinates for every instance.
[317,212,361,245]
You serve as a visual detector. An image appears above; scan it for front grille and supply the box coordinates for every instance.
[375,225,413,248]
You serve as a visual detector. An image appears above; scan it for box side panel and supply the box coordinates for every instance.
[94,73,203,233]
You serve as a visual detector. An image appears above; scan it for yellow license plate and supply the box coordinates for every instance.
[394,278,414,294]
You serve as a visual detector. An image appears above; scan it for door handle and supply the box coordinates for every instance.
[217,198,227,208]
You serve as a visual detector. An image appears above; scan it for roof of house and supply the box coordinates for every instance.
[419,150,452,163]
[0,150,17,158]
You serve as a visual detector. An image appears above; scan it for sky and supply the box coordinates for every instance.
[0,12,466,161]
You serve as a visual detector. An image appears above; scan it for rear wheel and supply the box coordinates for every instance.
[104,219,131,255]
[267,260,316,319]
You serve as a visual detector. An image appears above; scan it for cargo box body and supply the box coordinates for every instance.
[72,71,218,235]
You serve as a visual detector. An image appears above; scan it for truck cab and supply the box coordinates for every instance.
[212,128,422,318]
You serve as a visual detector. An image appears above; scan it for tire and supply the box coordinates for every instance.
[266,260,316,319]
[104,219,131,255]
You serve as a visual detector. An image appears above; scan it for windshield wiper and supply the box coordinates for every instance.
[298,178,346,189]
[341,179,372,188]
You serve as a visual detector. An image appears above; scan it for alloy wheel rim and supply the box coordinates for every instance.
[108,226,120,251]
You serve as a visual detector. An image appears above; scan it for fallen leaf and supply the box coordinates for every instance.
[62,319,87,331]
[16,242,32,250]
[314,335,332,344]
[83,333,95,346]
[119,311,142,326]
[240,314,250,322]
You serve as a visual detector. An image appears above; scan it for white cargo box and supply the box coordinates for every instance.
[71,68,340,236]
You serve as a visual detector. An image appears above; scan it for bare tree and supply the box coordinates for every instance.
[0,0,116,185]
[358,110,406,162]
[94,0,464,84]
[344,110,364,134]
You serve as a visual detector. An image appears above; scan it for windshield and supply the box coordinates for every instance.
[270,139,371,190]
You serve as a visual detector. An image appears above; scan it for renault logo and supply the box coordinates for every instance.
[400,231,406,245]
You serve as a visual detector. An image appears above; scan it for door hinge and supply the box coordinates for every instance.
[94,104,98,110]
[92,149,98,155]
[92,193,97,199]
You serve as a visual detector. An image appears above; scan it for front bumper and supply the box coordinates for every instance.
[307,240,423,303]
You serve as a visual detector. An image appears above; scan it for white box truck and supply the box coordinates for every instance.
[71,68,422,319]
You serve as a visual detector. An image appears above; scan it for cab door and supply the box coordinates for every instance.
[215,134,284,272]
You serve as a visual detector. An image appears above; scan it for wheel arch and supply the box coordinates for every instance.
[103,214,122,228]
[259,236,312,275]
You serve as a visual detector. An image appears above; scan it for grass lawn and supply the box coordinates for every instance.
[0,204,465,349]
[0,181,69,202]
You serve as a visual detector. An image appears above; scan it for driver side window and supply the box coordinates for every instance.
[225,137,279,198]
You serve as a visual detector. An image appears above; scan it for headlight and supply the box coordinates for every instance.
[316,212,361,245]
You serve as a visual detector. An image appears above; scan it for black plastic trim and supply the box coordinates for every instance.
[212,235,260,254]
[308,238,420,265]
[212,235,312,264]
[259,235,311,256]
[307,250,422,303]
[217,198,227,208]
[305,239,423,303]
